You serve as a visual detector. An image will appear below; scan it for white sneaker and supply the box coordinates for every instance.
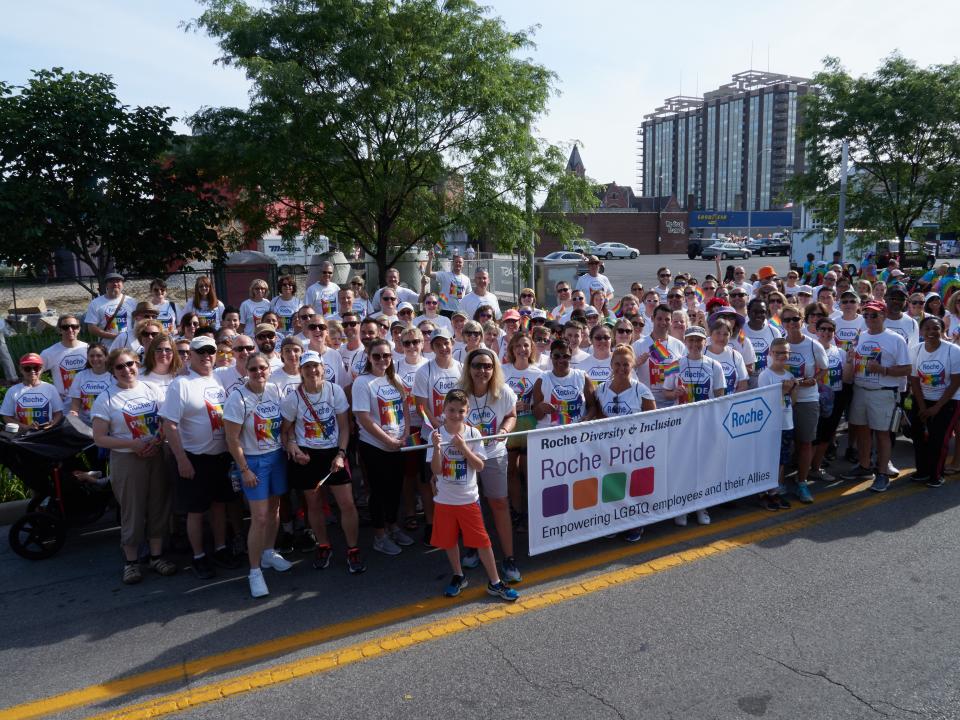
[373,534,402,556]
[249,569,269,598]
[390,528,415,547]
[261,549,292,572]
[886,462,900,478]
[674,514,688,527]
[696,509,711,526]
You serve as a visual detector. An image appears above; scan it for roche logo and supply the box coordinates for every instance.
[722,397,771,439]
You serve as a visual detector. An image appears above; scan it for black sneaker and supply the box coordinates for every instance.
[844,447,859,463]
[275,530,295,554]
[346,547,367,575]
[192,555,215,580]
[312,544,333,570]
[775,495,792,510]
[444,574,468,597]
[841,465,875,482]
[927,477,945,488]
[213,547,241,569]
[763,495,780,511]
[296,529,317,553]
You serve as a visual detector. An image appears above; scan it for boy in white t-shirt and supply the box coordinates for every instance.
[428,389,518,602]
[758,338,797,510]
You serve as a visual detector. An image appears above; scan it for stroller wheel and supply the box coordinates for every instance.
[9,512,66,560]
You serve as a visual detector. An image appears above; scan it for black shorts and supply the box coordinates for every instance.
[289,447,351,490]
[177,452,235,513]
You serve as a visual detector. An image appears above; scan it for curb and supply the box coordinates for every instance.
[0,499,29,526]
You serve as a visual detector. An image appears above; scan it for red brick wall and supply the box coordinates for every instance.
[538,211,688,255]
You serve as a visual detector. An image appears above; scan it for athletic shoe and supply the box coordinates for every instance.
[825,444,837,461]
[775,495,792,510]
[927,477,945,488]
[373,534,402,556]
[192,555,215,580]
[261,549,293,572]
[444,574,468,597]
[795,482,814,504]
[674,514,688,527]
[885,462,900,478]
[623,527,644,543]
[910,473,931,484]
[869,474,890,493]
[462,548,480,569]
[841,465,875,482]
[275,530,295,554]
[312,544,333,570]
[296,529,317,553]
[122,563,143,585]
[843,447,859,463]
[346,547,367,574]
[763,495,780,512]
[213,547,241,569]
[696,509,711,525]
[422,524,434,547]
[808,469,835,483]
[148,557,178,576]
[487,581,519,602]
[391,528,415,547]
[248,569,269,598]
[501,557,522,583]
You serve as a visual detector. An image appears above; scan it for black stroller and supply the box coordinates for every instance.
[1,416,115,559]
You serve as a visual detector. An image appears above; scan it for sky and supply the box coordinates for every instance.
[3,0,959,193]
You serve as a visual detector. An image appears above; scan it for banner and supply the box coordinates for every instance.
[527,385,782,555]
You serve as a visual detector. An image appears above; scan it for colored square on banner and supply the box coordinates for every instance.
[602,472,626,503]
[541,485,568,518]
[630,467,655,497]
[572,477,598,510]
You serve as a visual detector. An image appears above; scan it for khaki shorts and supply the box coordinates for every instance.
[849,386,898,431]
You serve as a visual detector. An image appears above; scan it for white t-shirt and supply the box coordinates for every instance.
[222,383,283,456]
[0,382,62,426]
[270,296,303,336]
[340,345,368,381]
[352,373,407,450]
[141,372,175,401]
[784,336,829,402]
[575,273,615,299]
[396,356,429,428]
[821,345,845,392]
[427,424,486,505]
[280,382,349,449]
[834,315,866,352]
[413,359,463,421]
[413,314,453,333]
[317,347,348,387]
[430,271,472,313]
[240,299,273,336]
[743,323,782,374]
[729,332,757,367]
[460,292,502,321]
[304,281,341,317]
[633,334,685,406]
[596,378,654,416]
[268,367,302,398]
[912,342,960,401]
[151,299,179,334]
[182,299,225,329]
[758,368,795,431]
[68,369,114,424]
[214,365,246,398]
[372,286,419,312]
[40,342,90,400]
[464,387,517,458]
[884,315,919,348]
[536,370,588,427]
[502,363,544,420]
[91,382,163,453]
[578,354,612,384]
[160,371,228,454]
[705,346,748,395]
[664,356,725,402]
[84,295,138,335]
[851,329,909,389]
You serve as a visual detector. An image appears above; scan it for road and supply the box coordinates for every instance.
[2,435,958,720]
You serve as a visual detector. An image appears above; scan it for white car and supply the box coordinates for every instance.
[594,242,638,260]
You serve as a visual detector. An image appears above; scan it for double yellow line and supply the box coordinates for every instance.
[0,477,919,720]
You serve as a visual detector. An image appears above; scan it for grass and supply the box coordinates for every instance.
[0,466,26,503]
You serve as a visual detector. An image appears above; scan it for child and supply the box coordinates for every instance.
[428,389,519,602]
[758,338,796,510]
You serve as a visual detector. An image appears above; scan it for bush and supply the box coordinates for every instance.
[0,466,26,503]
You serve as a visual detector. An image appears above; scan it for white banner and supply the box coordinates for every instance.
[527,385,782,555]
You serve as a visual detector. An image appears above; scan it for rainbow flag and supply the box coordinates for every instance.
[692,286,704,304]
[649,339,671,363]
[610,298,623,317]
[769,315,784,334]
[405,429,428,447]
[663,359,680,377]
[439,292,451,306]
[738,327,747,344]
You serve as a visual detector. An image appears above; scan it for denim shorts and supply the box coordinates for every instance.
[243,449,288,502]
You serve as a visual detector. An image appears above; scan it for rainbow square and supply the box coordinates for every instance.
[630,468,654,497]
[602,473,626,503]
[572,478,598,510]
[541,484,568,517]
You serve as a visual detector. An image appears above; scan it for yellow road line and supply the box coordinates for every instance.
[0,474,912,720]
[83,487,914,720]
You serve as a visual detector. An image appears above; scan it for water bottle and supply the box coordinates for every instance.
[229,463,243,493]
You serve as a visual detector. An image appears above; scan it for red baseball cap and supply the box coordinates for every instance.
[19,353,42,367]
[862,300,886,314]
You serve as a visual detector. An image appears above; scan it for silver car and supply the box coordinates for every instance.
[701,242,752,260]
[595,242,639,260]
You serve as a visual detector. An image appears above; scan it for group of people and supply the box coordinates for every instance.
[3,253,958,599]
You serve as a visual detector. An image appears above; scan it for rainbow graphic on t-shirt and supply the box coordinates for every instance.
[278,314,294,333]
[320,298,334,316]
[108,310,129,333]
[649,339,671,362]
[918,367,946,387]
[205,400,224,430]
[449,281,463,300]
[16,404,49,426]
[81,391,98,413]
[123,410,160,439]
[304,415,336,441]
[821,363,843,389]
[254,412,280,444]
[507,377,534,415]
[441,455,467,484]
[59,366,80,393]
[377,396,404,427]
[550,392,582,424]
[854,348,881,379]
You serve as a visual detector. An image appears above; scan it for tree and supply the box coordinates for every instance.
[788,54,960,249]
[189,0,597,281]
[0,68,239,295]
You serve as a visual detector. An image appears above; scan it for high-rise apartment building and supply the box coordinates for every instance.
[638,70,812,212]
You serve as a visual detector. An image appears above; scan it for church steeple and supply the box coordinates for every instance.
[566,144,585,177]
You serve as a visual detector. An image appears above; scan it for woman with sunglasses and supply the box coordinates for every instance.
[414,292,452,333]
[302,318,348,388]
[353,337,412,555]
[148,279,179,334]
[91,349,174,584]
[270,275,302,337]
[129,319,164,363]
[178,312,201,341]
[224,350,292,598]
[532,340,597,428]
[596,343,656,542]
[67,343,113,426]
[612,319,636,349]
[517,288,547,322]
[141,333,183,399]
[802,302,829,341]
[41,314,90,402]
[531,326,552,368]
[907,293,928,324]
[3,354,62,431]
[458,348,520,583]
[502,332,543,532]
[347,276,374,316]
[182,276,224,330]
[579,324,615,383]
[454,320,485,363]
[396,327,432,534]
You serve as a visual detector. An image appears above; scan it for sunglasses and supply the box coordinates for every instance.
[351,281,363,286]
[557,288,570,293]
[402,339,421,347]
[320,271,333,275]
[471,363,494,371]
[632,322,645,328]
[841,299,858,305]
[768,299,784,304]
[257,333,277,339]
[140,331,159,339]
[667,294,682,300]
[154,347,174,355]
[425,300,438,305]
[863,312,882,319]
[464,331,482,337]
[189,321,201,327]
[178,349,190,357]
[60,324,80,330]
[593,335,612,341]
[551,353,572,361]
[114,360,137,371]
[308,324,327,331]
[616,328,632,334]
[909,300,924,305]
[381,296,397,302]
[730,293,747,298]
[234,345,256,353]
[298,314,316,321]
[194,347,217,356]
[659,273,671,278]
[369,353,391,361]
[22,365,42,372]
[782,317,801,323]
[342,321,359,327]
[818,326,836,333]
[247,365,270,374]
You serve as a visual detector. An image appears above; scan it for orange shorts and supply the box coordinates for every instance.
[431,501,492,550]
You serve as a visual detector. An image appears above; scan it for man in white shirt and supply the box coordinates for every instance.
[882,285,919,348]
[550,280,573,319]
[84,272,139,342]
[304,261,340,317]
[372,267,419,311]
[460,268,501,320]
[653,267,673,302]
[575,256,614,301]
[729,267,752,294]
[253,323,283,369]
[812,271,839,302]
[422,251,471,315]
[371,289,400,325]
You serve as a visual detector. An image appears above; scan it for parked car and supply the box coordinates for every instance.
[594,242,639,260]
[572,240,601,256]
[701,242,752,260]
[542,251,587,262]
[745,237,790,256]
[876,239,936,271]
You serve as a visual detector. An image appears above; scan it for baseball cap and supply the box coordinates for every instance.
[862,300,887,313]
[397,301,414,312]
[299,350,323,366]
[19,352,43,366]
[502,309,521,321]
[254,323,277,336]
[684,326,707,339]
[430,327,454,343]
[884,284,908,297]
[451,310,468,320]
[103,272,124,282]
[189,336,217,351]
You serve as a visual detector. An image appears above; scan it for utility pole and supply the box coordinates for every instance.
[836,139,848,260]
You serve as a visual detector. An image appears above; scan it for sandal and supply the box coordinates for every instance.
[946,466,960,475]
[148,557,178,576]
[122,563,143,585]
[403,515,419,531]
